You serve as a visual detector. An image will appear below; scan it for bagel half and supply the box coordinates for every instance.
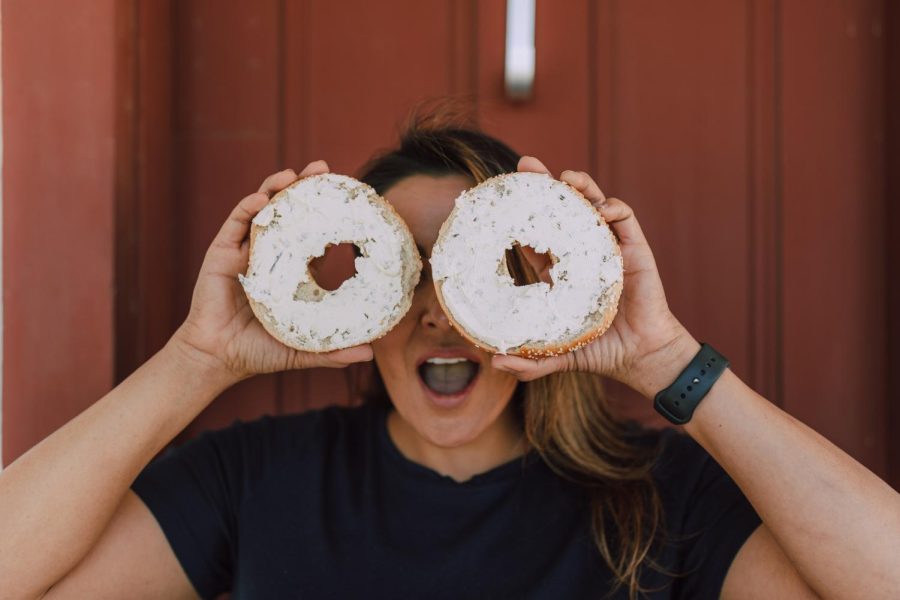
[239,173,421,352]
[430,172,623,358]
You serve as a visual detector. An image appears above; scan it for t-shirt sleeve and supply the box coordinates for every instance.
[131,420,258,599]
[655,430,762,599]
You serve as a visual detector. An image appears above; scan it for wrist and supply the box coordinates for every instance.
[626,328,701,400]
[165,325,243,391]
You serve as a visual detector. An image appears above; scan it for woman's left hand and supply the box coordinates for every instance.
[491,156,700,398]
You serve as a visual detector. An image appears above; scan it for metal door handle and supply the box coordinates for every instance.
[505,0,535,100]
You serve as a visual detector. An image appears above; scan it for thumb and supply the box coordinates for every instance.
[318,344,374,367]
[491,354,567,382]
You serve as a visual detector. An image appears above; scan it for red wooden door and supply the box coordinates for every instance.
[3,1,895,489]
[167,0,483,436]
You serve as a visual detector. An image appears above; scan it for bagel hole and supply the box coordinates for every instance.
[308,242,361,291]
[506,242,556,288]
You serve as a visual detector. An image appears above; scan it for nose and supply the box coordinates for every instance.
[419,286,453,332]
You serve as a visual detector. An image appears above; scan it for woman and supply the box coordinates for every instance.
[1,117,898,599]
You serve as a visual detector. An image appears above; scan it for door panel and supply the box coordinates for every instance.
[475,0,593,172]
[277,0,472,420]
[780,0,886,472]
[3,1,891,487]
[290,0,462,175]
[173,1,284,434]
[2,0,117,464]
[180,0,469,436]
[591,1,754,424]
[140,0,895,474]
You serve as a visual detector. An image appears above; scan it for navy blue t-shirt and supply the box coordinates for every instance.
[132,403,760,598]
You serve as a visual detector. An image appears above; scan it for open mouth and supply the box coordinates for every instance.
[417,357,480,396]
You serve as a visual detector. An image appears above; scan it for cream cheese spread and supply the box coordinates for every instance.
[239,173,414,351]
[429,172,623,354]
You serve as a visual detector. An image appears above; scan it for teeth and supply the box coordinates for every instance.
[425,357,469,365]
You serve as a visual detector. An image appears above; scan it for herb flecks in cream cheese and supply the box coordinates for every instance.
[430,172,623,354]
[239,174,412,351]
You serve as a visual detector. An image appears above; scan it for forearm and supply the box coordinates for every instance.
[636,337,900,599]
[0,334,237,598]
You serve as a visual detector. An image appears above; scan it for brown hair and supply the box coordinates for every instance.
[358,106,665,598]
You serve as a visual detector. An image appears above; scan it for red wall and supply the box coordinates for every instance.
[2,1,116,462]
[2,0,896,490]
[886,0,900,487]
[781,0,887,474]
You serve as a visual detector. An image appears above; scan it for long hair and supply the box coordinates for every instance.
[358,105,664,598]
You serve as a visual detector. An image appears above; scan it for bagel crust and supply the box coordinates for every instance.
[239,173,421,352]
[430,172,623,358]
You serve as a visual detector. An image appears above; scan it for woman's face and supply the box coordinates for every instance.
[372,174,520,450]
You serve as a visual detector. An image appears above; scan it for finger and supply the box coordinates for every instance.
[214,192,270,248]
[297,159,329,178]
[597,197,648,246]
[257,160,330,198]
[257,168,298,197]
[491,353,568,382]
[517,155,551,174]
[560,170,606,206]
[316,344,374,367]
[517,245,554,285]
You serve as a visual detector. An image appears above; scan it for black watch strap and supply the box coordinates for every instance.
[653,343,729,425]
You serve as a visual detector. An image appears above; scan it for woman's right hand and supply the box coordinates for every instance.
[172,160,374,383]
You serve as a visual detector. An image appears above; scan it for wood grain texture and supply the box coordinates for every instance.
[173,0,284,438]
[295,0,460,176]
[590,1,752,426]
[115,0,178,384]
[780,0,886,474]
[2,0,117,463]
[746,0,782,407]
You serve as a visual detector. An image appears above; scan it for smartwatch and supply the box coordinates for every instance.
[653,343,729,425]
